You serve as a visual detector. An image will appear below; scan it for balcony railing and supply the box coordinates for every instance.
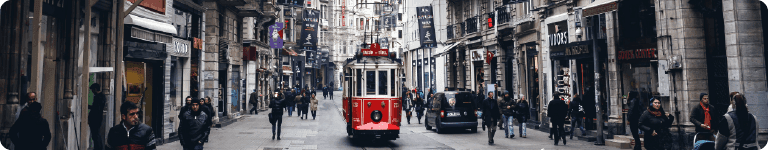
[447,25,455,40]
[497,7,511,24]
[464,16,478,34]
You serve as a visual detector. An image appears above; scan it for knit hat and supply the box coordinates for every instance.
[700,93,708,101]
[28,102,42,113]
[192,98,201,104]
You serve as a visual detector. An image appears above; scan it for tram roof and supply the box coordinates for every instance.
[344,54,402,67]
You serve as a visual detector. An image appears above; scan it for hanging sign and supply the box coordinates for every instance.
[300,9,320,50]
[417,6,437,48]
[269,23,284,49]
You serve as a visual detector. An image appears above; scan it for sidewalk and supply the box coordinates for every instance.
[157,110,321,150]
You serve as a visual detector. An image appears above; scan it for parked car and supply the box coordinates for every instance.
[425,91,479,133]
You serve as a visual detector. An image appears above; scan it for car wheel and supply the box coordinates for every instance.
[435,118,443,134]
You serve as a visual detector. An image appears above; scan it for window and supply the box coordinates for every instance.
[398,13,402,21]
[356,69,362,96]
[398,30,402,38]
[366,71,376,95]
[379,71,388,95]
[390,69,395,96]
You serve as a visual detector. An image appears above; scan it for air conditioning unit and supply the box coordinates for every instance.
[667,55,682,71]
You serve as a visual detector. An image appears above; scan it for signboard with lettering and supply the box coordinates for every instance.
[171,38,191,57]
[417,6,437,48]
[549,31,569,47]
[300,9,320,50]
[618,48,657,62]
[361,43,389,57]
[550,41,592,60]
[193,37,203,49]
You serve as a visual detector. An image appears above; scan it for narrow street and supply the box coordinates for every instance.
[157,91,618,150]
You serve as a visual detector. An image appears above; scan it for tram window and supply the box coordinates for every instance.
[391,69,395,96]
[379,71,388,95]
[356,69,362,96]
[366,71,376,95]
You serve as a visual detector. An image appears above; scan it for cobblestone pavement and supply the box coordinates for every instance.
[157,91,619,150]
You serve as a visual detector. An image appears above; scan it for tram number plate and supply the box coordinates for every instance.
[447,112,460,117]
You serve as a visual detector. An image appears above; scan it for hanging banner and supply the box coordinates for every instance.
[416,6,437,48]
[300,9,320,50]
[269,23,284,49]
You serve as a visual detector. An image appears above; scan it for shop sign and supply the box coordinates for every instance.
[618,48,657,61]
[549,31,568,47]
[470,49,485,62]
[282,65,292,71]
[171,38,191,57]
[565,44,589,56]
[417,6,437,48]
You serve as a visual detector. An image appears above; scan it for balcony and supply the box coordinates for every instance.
[447,25,455,40]
[464,16,479,36]
[496,7,511,26]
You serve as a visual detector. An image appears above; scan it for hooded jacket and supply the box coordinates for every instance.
[9,110,51,150]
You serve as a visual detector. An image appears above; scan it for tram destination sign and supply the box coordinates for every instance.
[361,43,389,57]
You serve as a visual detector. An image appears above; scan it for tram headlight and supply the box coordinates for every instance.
[371,110,383,122]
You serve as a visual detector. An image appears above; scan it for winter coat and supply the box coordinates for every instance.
[9,111,51,150]
[107,123,156,150]
[249,92,258,105]
[498,97,517,116]
[179,110,212,146]
[270,95,286,116]
[716,111,760,150]
[89,92,107,124]
[517,100,530,123]
[482,97,501,120]
[402,96,413,111]
[285,93,296,106]
[627,97,644,122]
[294,95,304,105]
[310,97,319,111]
[547,99,568,124]
[568,99,583,118]
[414,97,425,111]
[690,103,717,133]
[638,110,675,150]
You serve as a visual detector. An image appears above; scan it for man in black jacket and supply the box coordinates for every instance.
[626,91,643,150]
[548,94,568,145]
[482,92,501,144]
[568,95,585,139]
[89,83,107,150]
[270,90,286,140]
[249,91,259,114]
[690,93,717,134]
[9,102,51,150]
[107,101,157,150]
[498,91,516,138]
[179,98,212,150]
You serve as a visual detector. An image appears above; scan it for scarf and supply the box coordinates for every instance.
[700,102,711,129]
[648,107,663,117]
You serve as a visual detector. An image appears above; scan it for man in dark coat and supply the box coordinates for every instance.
[568,95,585,139]
[270,90,287,140]
[498,91,517,138]
[179,96,193,121]
[89,83,107,150]
[285,89,296,116]
[249,91,259,114]
[482,92,501,144]
[626,91,643,150]
[690,93,717,134]
[9,102,51,150]
[107,101,157,150]
[548,94,568,145]
[179,98,212,150]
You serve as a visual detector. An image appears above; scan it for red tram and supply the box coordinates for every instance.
[342,43,403,140]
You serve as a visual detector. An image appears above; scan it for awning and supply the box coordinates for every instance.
[281,48,298,56]
[544,13,569,25]
[124,14,177,35]
[582,0,618,17]
[441,40,462,53]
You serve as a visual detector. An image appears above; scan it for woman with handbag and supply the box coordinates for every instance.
[639,97,675,150]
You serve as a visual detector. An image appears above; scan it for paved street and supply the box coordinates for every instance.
[157,91,618,150]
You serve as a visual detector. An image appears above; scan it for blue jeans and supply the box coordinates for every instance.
[287,106,294,116]
[503,115,515,137]
[518,122,527,136]
[570,116,585,138]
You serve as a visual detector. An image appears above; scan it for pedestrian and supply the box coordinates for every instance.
[179,98,212,150]
[639,97,675,150]
[403,90,413,124]
[269,90,286,140]
[9,102,50,150]
[323,85,328,99]
[310,93,319,120]
[627,91,643,150]
[16,92,37,121]
[295,91,305,119]
[89,83,107,150]
[498,90,516,138]
[106,101,157,150]
[517,94,530,138]
[329,85,334,98]
[691,93,717,134]
[202,97,214,143]
[414,94,425,124]
[482,91,501,144]
[301,92,310,119]
[715,93,760,150]
[548,93,568,145]
[250,90,259,114]
[286,89,296,117]
[568,95,585,140]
